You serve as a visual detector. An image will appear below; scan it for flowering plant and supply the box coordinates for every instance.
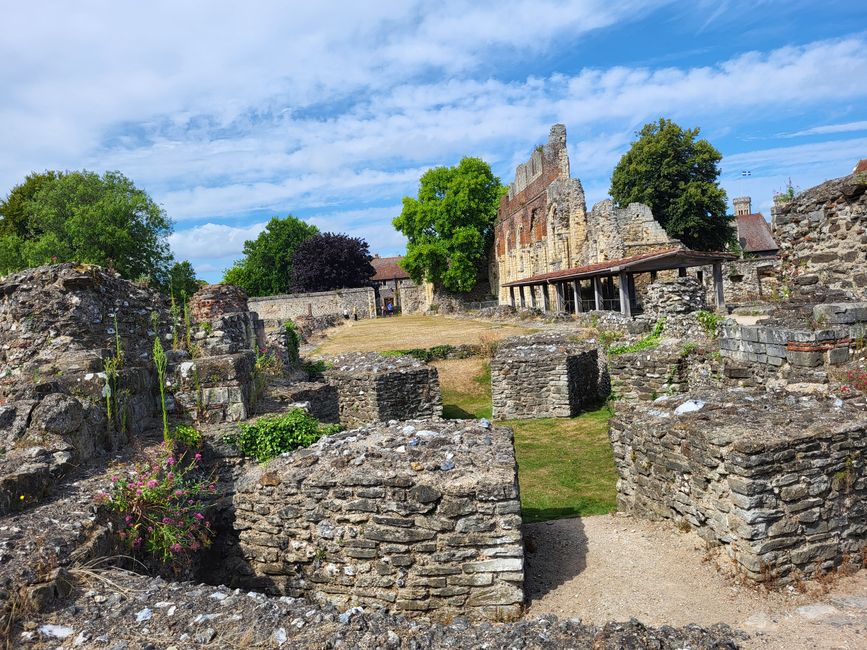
[99,443,216,569]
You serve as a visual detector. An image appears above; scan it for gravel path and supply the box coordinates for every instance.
[524,514,867,648]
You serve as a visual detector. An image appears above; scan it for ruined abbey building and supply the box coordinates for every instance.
[492,125,731,316]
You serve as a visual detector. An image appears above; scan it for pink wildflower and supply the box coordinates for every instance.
[194,512,205,521]
[110,475,119,482]
[194,453,202,461]
[170,543,183,553]
[161,517,173,524]
[146,479,158,489]
[175,489,184,497]
[124,515,133,523]
[166,457,176,466]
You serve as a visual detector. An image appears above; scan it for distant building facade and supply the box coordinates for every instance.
[492,124,678,305]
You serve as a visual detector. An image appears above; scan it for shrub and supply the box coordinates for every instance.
[225,408,342,462]
[695,310,723,338]
[608,319,665,356]
[168,423,202,447]
[100,444,216,570]
[284,320,301,363]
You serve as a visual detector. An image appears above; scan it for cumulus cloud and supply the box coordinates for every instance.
[2,2,866,282]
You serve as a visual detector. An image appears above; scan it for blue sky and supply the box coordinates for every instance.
[2,1,866,283]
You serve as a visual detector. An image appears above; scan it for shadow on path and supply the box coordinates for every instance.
[522,516,588,601]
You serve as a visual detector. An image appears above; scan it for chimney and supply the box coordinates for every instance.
[733,196,752,216]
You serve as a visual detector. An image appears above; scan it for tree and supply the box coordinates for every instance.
[223,215,318,296]
[393,157,503,293]
[0,170,173,279]
[165,260,202,298]
[610,118,734,251]
[289,232,375,292]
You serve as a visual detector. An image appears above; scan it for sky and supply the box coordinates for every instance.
[2,1,866,283]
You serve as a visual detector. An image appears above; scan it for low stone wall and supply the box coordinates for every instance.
[325,353,442,428]
[642,277,705,319]
[491,334,599,419]
[232,419,524,621]
[610,391,867,583]
[607,345,689,401]
[249,287,376,321]
[719,320,851,369]
[701,258,781,304]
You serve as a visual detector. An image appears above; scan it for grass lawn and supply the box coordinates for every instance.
[313,314,534,355]
[506,410,617,522]
[435,356,617,522]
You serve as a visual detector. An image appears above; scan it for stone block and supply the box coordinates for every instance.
[785,349,823,367]
[231,419,523,622]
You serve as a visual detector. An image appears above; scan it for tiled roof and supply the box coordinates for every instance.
[502,247,736,287]
[736,213,779,254]
[370,256,410,281]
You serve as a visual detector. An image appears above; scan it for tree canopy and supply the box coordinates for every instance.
[393,157,503,293]
[289,232,375,293]
[165,260,203,299]
[0,170,174,281]
[609,118,734,251]
[223,215,318,296]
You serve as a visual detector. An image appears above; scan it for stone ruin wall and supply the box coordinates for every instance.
[717,303,865,387]
[325,352,442,428]
[606,346,691,401]
[774,168,867,299]
[172,283,268,424]
[582,199,676,264]
[249,287,377,324]
[0,264,173,514]
[701,258,781,305]
[610,392,866,583]
[493,124,678,306]
[232,419,524,621]
[642,276,706,320]
[491,334,600,419]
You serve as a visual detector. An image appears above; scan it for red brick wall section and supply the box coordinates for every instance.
[189,284,250,322]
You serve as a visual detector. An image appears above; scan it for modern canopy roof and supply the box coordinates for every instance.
[501,247,737,287]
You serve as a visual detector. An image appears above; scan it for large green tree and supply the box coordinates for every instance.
[0,170,173,280]
[610,118,734,251]
[223,215,318,296]
[393,157,502,293]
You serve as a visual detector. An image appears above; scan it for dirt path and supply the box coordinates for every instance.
[524,514,866,649]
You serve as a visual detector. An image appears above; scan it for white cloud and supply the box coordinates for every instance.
[782,120,867,138]
[2,3,867,280]
[169,221,268,261]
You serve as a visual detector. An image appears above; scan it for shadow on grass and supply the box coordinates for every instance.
[442,404,478,419]
[521,506,585,524]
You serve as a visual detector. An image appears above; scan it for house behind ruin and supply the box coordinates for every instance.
[492,124,679,306]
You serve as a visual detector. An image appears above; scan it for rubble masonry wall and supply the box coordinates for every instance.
[232,419,524,621]
[325,353,442,428]
[491,334,599,419]
[609,392,867,583]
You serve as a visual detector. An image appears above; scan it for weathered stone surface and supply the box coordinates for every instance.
[492,333,600,419]
[774,169,867,299]
[643,276,705,319]
[611,390,866,583]
[325,352,442,427]
[233,419,523,621]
